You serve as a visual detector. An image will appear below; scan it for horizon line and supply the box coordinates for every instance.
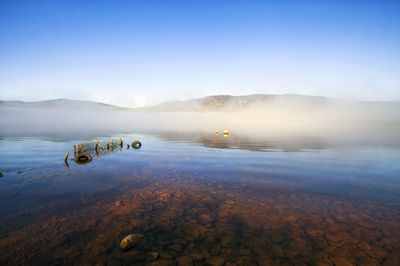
[2,93,400,109]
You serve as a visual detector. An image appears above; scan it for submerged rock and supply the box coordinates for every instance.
[169,243,183,252]
[121,250,146,264]
[114,201,124,207]
[148,252,159,261]
[206,256,225,266]
[160,253,174,260]
[176,255,193,266]
[189,252,204,261]
[148,259,177,266]
[120,234,144,250]
[157,236,172,246]
[198,214,213,224]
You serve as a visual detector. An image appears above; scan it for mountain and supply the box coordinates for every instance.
[1,94,399,141]
[1,94,399,112]
[145,94,333,112]
[0,99,124,111]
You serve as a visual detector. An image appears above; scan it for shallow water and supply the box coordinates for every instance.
[0,133,399,265]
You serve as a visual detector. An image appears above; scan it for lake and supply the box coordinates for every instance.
[0,132,399,265]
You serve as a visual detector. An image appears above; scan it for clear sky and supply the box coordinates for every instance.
[1,0,399,107]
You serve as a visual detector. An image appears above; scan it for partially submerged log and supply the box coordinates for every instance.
[92,139,106,148]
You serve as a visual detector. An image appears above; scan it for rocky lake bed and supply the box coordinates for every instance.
[0,133,399,265]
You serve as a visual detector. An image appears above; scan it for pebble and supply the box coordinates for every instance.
[148,259,177,266]
[120,234,144,251]
[239,247,251,256]
[176,255,193,266]
[148,252,159,260]
[206,256,225,266]
[114,201,124,207]
[169,244,183,252]
[157,236,172,246]
[331,257,354,266]
[173,238,188,246]
[198,214,213,224]
[210,244,221,256]
[189,252,204,261]
[121,251,146,264]
[160,252,174,260]
[107,258,122,266]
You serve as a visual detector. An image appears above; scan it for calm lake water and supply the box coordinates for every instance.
[0,132,399,265]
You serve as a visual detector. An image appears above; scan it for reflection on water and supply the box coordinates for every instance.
[154,131,328,152]
[0,133,399,265]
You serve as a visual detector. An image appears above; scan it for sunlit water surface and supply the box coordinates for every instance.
[0,133,399,265]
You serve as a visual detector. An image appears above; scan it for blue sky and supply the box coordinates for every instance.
[1,0,399,107]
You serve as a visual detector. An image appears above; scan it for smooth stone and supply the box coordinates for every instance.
[236,257,257,266]
[107,258,122,266]
[239,247,252,256]
[257,256,276,266]
[252,246,265,255]
[270,244,284,257]
[148,259,177,266]
[331,257,354,266]
[176,256,193,266]
[147,252,160,261]
[210,244,221,256]
[173,238,188,246]
[114,201,124,207]
[121,251,146,264]
[169,244,183,252]
[120,234,144,250]
[160,252,174,259]
[205,256,225,266]
[157,236,172,246]
[221,236,235,248]
[198,214,213,224]
[189,252,204,261]
[383,253,400,266]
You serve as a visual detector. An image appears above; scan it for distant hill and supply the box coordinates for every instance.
[143,94,334,112]
[1,94,399,141]
[0,99,124,111]
[142,94,400,112]
[1,94,399,112]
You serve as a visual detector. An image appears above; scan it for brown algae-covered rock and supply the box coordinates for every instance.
[148,259,177,266]
[114,201,124,207]
[120,234,144,250]
[176,255,193,266]
[206,256,225,266]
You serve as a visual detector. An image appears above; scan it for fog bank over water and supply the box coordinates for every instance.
[1,95,399,146]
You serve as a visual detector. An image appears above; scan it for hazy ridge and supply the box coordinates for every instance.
[2,94,399,112]
[0,99,124,111]
[1,94,400,146]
